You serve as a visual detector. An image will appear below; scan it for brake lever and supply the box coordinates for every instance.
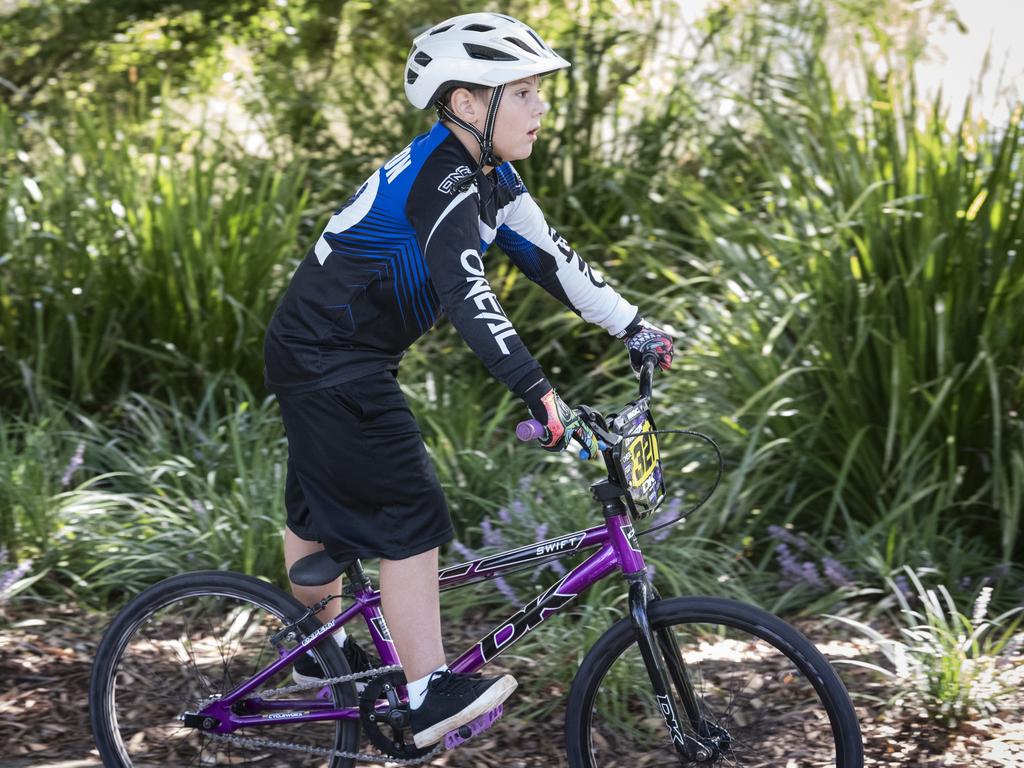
[514,406,621,460]
[576,404,620,449]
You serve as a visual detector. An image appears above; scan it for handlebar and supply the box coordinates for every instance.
[638,353,657,400]
[515,353,660,445]
[511,352,722,533]
[516,419,546,441]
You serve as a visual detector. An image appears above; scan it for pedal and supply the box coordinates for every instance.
[443,705,503,749]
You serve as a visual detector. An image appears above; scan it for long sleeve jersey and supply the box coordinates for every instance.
[264,121,638,398]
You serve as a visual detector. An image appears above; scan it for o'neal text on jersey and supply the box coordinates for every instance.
[461,249,518,355]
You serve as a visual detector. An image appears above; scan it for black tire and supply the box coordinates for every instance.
[89,571,359,767]
[565,596,863,767]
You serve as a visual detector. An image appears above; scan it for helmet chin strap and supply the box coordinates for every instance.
[436,83,506,168]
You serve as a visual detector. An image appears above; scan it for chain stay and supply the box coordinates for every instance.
[206,731,442,765]
[244,663,404,700]
[206,664,442,765]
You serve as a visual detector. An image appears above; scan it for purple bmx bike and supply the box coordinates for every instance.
[89,356,863,766]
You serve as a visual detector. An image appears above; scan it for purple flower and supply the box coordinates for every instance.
[496,505,512,525]
[767,524,810,552]
[481,517,504,549]
[893,574,912,597]
[451,540,477,563]
[493,576,518,603]
[823,557,853,588]
[774,542,801,582]
[60,442,85,488]
[0,556,33,604]
[799,560,824,590]
[449,539,518,603]
[652,526,673,543]
[775,543,826,592]
[651,497,683,542]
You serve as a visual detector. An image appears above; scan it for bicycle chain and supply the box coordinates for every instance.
[244,663,404,700]
[201,664,443,765]
[205,730,442,765]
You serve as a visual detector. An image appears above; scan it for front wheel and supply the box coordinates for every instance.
[565,596,863,767]
[89,570,359,767]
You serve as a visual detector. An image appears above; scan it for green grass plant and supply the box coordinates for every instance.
[669,64,1024,570]
[834,567,1024,725]
[2,0,1022,616]
[399,363,544,533]
[1,378,291,605]
[0,101,307,406]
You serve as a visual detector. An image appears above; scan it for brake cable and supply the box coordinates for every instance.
[635,428,724,539]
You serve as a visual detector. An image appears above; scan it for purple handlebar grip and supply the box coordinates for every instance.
[516,419,545,441]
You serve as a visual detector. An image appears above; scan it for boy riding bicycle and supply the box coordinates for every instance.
[263,12,673,749]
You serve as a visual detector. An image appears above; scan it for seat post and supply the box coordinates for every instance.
[344,559,371,594]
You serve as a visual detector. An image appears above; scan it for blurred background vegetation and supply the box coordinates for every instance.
[1,0,1022,715]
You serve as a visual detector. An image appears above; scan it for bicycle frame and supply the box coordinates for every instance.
[191,358,701,760]
[192,506,644,731]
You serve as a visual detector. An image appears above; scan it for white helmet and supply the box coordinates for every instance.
[404,13,571,110]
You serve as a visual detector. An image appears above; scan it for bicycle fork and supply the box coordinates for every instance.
[628,576,716,764]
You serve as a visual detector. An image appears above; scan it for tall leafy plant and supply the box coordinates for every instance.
[0,102,308,406]
[675,62,1024,563]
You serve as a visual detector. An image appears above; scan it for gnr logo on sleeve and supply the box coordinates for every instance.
[438,165,474,194]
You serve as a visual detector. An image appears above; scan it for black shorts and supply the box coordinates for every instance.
[277,370,454,561]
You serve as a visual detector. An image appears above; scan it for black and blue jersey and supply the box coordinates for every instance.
[264,120,637,398]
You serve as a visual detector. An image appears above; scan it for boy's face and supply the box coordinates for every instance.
[471,76,547,164]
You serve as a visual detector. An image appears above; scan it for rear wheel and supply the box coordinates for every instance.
[89,571,358,767]
[565,596,863,767]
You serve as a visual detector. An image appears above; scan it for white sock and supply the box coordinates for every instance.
[408,664,448,710]
[306,627,347,660]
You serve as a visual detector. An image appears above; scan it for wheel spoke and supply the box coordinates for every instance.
[571,597,861,767]
[91,574,358,767]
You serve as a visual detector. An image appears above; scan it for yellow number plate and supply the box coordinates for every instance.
[625,422,660,489]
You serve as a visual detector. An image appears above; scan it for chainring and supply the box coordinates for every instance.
[358,670,433,760]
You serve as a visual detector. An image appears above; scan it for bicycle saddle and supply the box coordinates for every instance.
[288,550,356,586]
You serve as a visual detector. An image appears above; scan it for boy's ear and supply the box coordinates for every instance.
[449,87,481,121]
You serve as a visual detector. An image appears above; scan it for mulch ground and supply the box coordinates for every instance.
[1,603,1021,767]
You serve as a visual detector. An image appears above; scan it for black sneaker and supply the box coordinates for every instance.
[293,636,377,688]
[409,670,517,748]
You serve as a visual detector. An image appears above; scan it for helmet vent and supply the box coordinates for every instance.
[429,23,454,35]
[526,29,548,52]
[406,68,418,84]
[463,43,518,61]
[413,51,433,66]
[504,37,538,56]
[463,23,496,32]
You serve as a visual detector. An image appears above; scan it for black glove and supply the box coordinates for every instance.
[620,313,674,372]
